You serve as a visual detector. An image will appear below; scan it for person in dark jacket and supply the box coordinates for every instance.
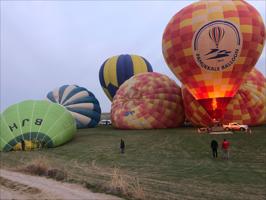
[211,139,218,158]
[20,139,25,151]
[120,139,125,154]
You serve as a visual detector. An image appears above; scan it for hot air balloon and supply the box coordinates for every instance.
[162,0,265,121]
[99,54,153,101]
[182,68,266,127]
[111,72,184,129]
[0,100,76,152]
[46,85,101,129]
[209,26,225,49]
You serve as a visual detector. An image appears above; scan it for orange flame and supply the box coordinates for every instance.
[212,98,217,111]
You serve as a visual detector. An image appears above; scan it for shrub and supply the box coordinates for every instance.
[104,167,146,200]
[47,168,67,181]
[22,157,49,176]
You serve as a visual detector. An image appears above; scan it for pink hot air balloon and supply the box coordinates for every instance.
[111,72,184,129]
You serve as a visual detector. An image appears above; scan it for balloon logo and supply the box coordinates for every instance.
[162,0,265,120]
[193,20,242,72]
[209,26,225,49]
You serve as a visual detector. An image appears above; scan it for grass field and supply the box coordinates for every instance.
[1,125,266,200]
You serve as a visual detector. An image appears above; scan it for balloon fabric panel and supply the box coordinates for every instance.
[116,55,134,86]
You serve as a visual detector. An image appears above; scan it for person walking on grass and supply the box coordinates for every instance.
[211,139,218,158]
[120,139,125,154]
[222,139,230,160]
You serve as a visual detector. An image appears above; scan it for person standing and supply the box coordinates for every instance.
[20,139,25,151]
[211,139,218,158]
[120,139,125,154]
[222,139,230,160]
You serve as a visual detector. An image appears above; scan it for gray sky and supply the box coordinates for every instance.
[1,0,265,112]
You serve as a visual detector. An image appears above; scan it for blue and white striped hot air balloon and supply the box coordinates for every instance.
[46,85,101,129]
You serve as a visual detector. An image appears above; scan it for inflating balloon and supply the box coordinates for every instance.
[111,72,184,129]
[182,68,266,127]
[0,100,76,151]
[99,54,153,101]
[47,85,101,129]
[162,0,265,120]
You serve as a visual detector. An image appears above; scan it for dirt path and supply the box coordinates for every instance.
[0,169,123,200]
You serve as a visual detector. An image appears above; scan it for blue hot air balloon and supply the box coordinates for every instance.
[47,85,101,129]
[99,54,153,101]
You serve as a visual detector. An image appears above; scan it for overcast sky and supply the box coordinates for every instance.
[1,0,265,112]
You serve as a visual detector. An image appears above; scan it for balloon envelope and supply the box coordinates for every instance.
[0,100,76,151]
[111,72,184,129]
[99,54,153,101]
[162,0,265,119]
[47,85,101,129]
[182,69,266,127]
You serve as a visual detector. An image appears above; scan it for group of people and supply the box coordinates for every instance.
[18,139,46,151]
[120,138,230,160]
[211,139,230,159]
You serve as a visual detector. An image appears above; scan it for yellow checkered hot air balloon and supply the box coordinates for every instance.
[162,0,265,121]
[99,54,153,101]
[111,72,184,129]
[182,68,266,127]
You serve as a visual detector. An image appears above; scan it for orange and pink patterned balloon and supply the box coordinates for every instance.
[182,68,266,127]
[111,72,184,129]
[162,0,265,120]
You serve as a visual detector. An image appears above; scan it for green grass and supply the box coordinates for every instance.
[1,126,266,200]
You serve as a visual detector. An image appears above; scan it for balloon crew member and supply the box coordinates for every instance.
[20,139,25,151]
[222,139,230,160]
[210,139,218,158]
[41,141,46,149]
[120,139,125,154]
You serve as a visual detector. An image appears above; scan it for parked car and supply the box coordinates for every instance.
[223,122,248,132]
[198,122,224,133]
[210,122,224,132]
[99,120,112,125]
[197,127,210,133]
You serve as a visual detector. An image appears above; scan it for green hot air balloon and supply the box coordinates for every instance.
[0,100,76,152]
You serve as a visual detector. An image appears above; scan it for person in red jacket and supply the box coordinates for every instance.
[222,139,230,160]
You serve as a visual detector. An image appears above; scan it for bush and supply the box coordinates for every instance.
[104,167,146,200]
[47,168,67,181]
[19,157,67,181]
[23,158,48,176]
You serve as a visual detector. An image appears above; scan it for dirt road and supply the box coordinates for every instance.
[0,169,122,200]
